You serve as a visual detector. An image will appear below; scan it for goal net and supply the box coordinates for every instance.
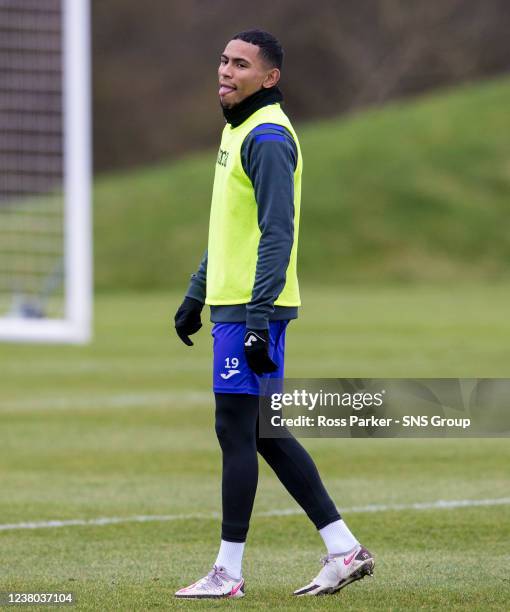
[0,0,91,343]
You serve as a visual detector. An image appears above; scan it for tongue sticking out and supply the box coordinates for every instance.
[219,85,235,96]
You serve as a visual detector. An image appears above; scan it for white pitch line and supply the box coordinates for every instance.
[1,497,509,532]
[0,390,210,412]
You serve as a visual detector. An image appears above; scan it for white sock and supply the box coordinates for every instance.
[214,540,245,579]
[319,519,359,555]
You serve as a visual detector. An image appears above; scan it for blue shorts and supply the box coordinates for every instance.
[212,321,288,395]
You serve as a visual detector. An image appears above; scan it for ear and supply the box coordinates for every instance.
[262,68,280,89]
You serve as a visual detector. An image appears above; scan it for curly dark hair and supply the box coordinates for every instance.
[231,29,283,70]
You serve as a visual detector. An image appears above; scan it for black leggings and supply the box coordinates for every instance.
[215,392,341,542]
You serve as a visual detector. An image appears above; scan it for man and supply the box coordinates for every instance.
[174,29,374,599]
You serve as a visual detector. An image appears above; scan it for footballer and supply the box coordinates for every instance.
[173,29,374,598]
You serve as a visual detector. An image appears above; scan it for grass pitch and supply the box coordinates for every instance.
[1,285,509,610]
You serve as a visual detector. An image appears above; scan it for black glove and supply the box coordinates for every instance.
[174,297,203,346]
[244,329,278,375]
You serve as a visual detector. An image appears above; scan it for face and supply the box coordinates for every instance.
[218,39,280,108]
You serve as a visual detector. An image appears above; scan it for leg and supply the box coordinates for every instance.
[215,392,259,543]
[176,392,258,597]
[209,322,266,580]
[256,428,340,529]
[175,322,261,597]
[257,422,361,555]
[260,431,375,597]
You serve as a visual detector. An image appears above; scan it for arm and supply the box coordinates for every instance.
[185,249,208,304]
[241,124,298,330]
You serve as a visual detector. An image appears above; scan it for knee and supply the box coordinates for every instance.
[215,413,254,452]
[215,415,231,450]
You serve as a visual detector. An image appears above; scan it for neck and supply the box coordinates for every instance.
[222,86,283,127]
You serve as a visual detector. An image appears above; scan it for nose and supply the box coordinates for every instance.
[219,61,232,79]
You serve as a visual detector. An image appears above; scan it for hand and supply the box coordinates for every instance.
[174,297,203,346]
[244,329,278,376]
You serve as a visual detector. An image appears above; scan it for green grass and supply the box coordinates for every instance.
[94,76,510,291]
[1,285,510,610]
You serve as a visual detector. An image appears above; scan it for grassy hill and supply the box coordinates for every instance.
[94,76,510,291]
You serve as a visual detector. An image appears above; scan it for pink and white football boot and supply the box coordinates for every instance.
[175,565,245,599]
[294,545,374,596]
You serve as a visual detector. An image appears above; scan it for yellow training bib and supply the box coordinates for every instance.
[205,103,301,307]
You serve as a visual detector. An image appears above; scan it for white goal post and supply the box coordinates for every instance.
[0,0,92,343]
